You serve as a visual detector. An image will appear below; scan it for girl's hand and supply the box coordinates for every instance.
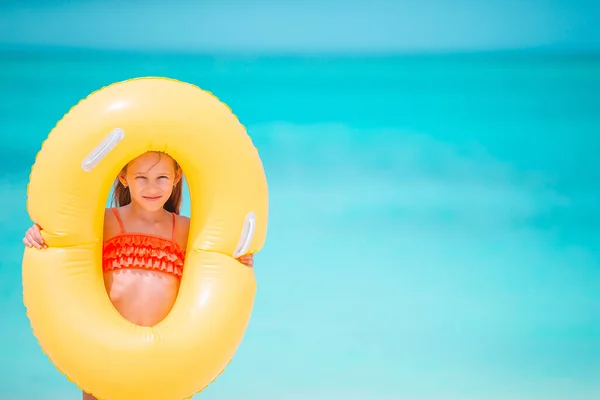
[236,254,254,268]
[23,223,47,249]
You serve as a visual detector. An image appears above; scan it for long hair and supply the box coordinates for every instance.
[111,155,183,215]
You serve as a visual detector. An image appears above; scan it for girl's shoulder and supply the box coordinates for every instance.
[174,214,190,250]
[103,207,120,241]
[175,214,190,234]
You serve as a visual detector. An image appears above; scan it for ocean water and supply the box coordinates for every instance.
[1,49,599,399]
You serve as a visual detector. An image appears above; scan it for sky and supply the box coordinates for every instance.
[0,0,599,54]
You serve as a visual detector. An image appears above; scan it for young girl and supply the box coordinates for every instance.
[23,151,254,400]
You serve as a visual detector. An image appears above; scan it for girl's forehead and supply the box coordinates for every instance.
[129,153,174,173]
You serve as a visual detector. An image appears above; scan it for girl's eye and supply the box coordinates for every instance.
[135,176,147,180]
[158,176,168,180]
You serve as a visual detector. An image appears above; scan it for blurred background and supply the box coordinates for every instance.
[1,0,600,399]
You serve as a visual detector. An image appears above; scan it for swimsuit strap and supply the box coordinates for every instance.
[112,208,125,233]
[171,212,177,241]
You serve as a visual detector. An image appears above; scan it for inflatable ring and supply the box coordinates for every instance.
[22,77,268,400]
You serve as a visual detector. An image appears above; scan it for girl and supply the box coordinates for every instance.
[23,151,254,400]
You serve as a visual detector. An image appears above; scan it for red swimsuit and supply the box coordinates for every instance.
[102,208,185,279]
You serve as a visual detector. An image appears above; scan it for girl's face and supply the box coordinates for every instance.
[119,152,181,212]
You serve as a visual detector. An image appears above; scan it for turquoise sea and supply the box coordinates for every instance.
[1,49,599,399]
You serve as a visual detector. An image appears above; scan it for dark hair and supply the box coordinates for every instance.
[110,153,183,214]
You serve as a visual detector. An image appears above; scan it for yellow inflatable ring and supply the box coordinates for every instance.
[22,77,268,400]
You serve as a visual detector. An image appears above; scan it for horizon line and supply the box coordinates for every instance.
[2,43,600,59]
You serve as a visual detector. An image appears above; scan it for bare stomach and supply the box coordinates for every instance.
[103,269,180,327]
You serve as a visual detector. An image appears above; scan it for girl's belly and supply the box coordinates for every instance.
[103,269,180,327]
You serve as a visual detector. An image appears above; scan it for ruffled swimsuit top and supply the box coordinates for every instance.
[102,208,185,279]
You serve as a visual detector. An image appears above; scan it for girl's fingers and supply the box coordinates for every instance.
[36,231,45,247]
[32,225,47,248]
[25,236,38,249]
[26,231,42,249]
[24,224,47,249]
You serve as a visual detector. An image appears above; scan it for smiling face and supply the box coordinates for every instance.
[119,152,182,212]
